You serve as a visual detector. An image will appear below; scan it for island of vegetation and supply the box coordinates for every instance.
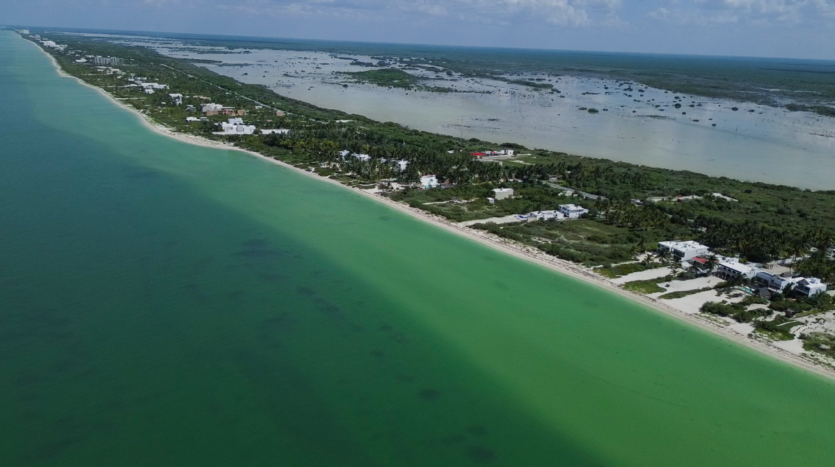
[21,29,835,373]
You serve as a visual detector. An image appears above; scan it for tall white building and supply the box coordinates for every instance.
[420,175,439,188]
[559,204,589,219]
[214,118,256,135]
[657,241,710,261]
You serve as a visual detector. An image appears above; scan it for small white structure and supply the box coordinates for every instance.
[526,210,564,221]
[420,175,439,189]
[214,118,256,135]
[492,188,514,200]
[202,103,224,113]
[169,93,183,105]
[261,129,291,135]
[339,150,371,162]
[141,83,168,91]
[93,56,121,66]
[559,204,589,219]
[716,259,757,281]
[657,240,710,261]
[794,278,827,298]
[712,193,738,202]
[755,271,796,292]
[185,117,200,122]
[395,160,409,172]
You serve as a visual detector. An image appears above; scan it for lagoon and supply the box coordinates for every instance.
[3,31,835,466]
[126,38,835,190]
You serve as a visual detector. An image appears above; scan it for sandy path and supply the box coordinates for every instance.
[29,37,835,381]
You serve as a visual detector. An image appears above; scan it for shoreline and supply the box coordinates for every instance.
[30,38,835,381]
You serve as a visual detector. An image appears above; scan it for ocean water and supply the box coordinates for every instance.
[3,30,835,467]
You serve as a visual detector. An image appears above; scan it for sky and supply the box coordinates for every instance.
[5,0,835,59]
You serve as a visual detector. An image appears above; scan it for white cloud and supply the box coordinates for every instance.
[207,0,624,28]
[648,0,831,25]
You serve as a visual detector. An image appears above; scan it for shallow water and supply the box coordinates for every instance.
[139,40,835,190]
[4,31,835,466]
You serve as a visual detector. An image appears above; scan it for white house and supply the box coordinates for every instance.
[260,129,291,135]
[559,204,589,219]
[141,83,168,91]
[526,210,564,221]
[715,259,757,281]
[202,103,224,113]
[794,278,827,298]
[185,117,200,122]
[214,118,256,135]
[420,175,439,189]
[657,240,710,261]
[352,153,371,162]
[169,93,183,105]
[395,160,409,172]
[492,188,514,200]
[755,271,796,292]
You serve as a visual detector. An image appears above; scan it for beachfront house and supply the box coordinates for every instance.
[754,271,796,292]
[794,278,828,298]
[93,56,122,66]
[202,103,224,116]
[214,118,256,135]
[141,83,168,91]
[657,241,710,261]
[715,259,757,281]
[169,93,183,105]
[420,175,439,189]
[492,188,514,200]
[526,210,564,221]
[559,204,589,219]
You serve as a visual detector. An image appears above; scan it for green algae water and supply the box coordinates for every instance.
[2,31,835,466]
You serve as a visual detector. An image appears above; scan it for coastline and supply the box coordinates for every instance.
[30,38,835,381]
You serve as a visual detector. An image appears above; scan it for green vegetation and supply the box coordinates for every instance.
[754,317,802,341]
[770,292,835,317]
[802,333,835,358]
[340,68,418,89]
[658,287,714,300]
[598,261,663,278]
[700,300,771,323]
[623,277,669,294]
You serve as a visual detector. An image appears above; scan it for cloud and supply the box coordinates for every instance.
[204,0,624,28]
[646,0,834,25]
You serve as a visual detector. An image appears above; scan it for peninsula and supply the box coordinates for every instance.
[19,29,835,377]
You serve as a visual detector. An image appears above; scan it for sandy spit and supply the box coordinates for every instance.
[29,37,835,381]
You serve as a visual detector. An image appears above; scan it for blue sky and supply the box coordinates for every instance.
[7,0,835,59]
